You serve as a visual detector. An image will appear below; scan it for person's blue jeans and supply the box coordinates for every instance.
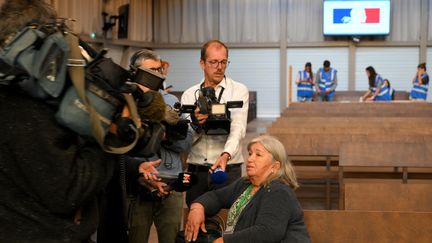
[297,96,313,102]
[317,93,334,102]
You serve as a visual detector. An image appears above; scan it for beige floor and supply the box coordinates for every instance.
[148,118,275,242]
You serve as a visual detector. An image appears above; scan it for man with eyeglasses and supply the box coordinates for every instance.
[126,49,193,243]
[181,40,249,207]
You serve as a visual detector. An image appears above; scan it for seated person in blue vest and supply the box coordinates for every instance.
[360,66,391,102]
[184,135,311,243]
[296,62,314,102]
[410,62,429,101]
[314,60,338,102]
[384,79,395,100]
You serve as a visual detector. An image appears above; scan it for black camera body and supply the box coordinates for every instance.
[195,87,243,135]
[163,105,190,142]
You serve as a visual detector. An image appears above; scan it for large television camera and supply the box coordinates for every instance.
[193,86,243,135]
[125,68,191,157]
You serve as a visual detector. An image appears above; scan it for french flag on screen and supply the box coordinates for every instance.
[333,8,380,24]
[364,8,380,23]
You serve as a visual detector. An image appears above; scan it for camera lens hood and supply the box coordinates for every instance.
[133,67,165,91]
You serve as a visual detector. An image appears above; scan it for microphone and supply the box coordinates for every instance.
[162,172,198,192]
[210,168,228,184]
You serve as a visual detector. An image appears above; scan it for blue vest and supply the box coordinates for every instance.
[318,68,336,97]
[370,74,391,101]
[389,87,395,100]
[410,73,429,100]
[297,70,314,98]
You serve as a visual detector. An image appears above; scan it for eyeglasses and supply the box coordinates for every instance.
[205,59,230,68]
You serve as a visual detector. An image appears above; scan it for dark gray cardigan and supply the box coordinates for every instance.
[194,178,310,243]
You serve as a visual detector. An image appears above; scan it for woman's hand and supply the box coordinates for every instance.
[185,203,207,242]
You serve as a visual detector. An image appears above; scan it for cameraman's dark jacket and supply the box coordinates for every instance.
[0,86,116,242]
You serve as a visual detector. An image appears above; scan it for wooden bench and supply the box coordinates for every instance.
[270,125,432,209]
[304,210,432,243]
[184,208,432,242]
[283,102,432,117]
[316,90,410,102]
[269,104,432,210]
[268,117,432,134]
[338,142,432,210]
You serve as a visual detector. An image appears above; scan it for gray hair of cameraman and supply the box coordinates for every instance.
[247,135,299,190]
[130,49,160,69]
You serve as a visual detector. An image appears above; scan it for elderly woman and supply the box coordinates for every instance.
[185,135,310,243]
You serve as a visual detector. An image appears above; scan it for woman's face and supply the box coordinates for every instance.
[418,67,425,74]
[246,142,275,185]
[366,70,370,78]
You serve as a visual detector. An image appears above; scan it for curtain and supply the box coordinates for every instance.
[40,0,429,44]
[286,0,324,43]
[129,0,152,42]
[428,0,432,41]
[53,0,103,35]
[154,0,218,43]
[388,0,421,42]
[219,0,280,43]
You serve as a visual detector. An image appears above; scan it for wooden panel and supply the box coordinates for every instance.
[283,102,432,117]
[322,91,410,101]
[339,142,432,167]
[304,210,432,243]
[271,134,432,157]
[344,182,432,211]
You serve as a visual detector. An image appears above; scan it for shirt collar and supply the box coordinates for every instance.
[201,76,227,90]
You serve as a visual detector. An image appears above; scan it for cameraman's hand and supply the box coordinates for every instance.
[213,237,224,243]
[147,181,169,197]
[194,107,208,125]
[210,153,230,173]
[153,181,169,197]
[137,179,168,197]
[138,159,161,181]
[185,203,207,242]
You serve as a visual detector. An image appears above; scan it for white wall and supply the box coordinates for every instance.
[227,49,280,118]
[425,48,432,101]
[355,47,419,92]
[155,49,203,91]
[104,44,124,64]
[287,48,349,103]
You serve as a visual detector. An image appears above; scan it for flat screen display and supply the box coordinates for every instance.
[323,0,391,36]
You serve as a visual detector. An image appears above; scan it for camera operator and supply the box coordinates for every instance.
[181,40,249,206]
[127,49,193,243]
[0,1,162,242]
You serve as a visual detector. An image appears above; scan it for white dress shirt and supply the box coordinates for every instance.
[181,76,249,166]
